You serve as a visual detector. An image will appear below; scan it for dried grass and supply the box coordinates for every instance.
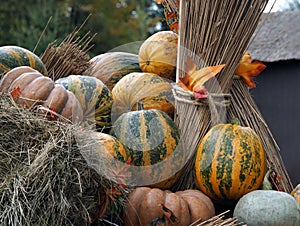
[0,92,128,226]
[190,211,246,226]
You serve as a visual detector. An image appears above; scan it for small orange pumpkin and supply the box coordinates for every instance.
[123,187,215,226]
[0,66,83,123]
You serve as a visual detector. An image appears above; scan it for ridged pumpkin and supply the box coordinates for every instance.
[195,121,266,201]
[111,109,183,189]
[138,31,178,81]
[0,66,83,123]
[55,75,113,129]
[84,51,142,90]
[111,72,174,123]
[0,46,47,78]
[123,187,215,226]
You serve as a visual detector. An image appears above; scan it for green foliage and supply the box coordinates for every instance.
[0,0,165,57]
[0,0,74,55]
[287,0,300,11]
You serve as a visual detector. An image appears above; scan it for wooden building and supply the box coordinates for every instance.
[249,10,300,186]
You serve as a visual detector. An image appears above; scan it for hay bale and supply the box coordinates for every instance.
[0,92,127,226]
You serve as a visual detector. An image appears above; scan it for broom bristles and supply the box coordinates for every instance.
[176,0,268,91]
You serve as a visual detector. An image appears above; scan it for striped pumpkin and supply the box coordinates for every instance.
[111,109,183,189]
[55,75,113,129]
[111,72,174,123]
[82,132,130,175]
[84,52,142,90]
[195,121,266,202]
[0,46,47,78]
[78,131,130,218]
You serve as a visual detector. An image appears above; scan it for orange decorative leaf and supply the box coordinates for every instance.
[179,56,225,98]
[153,0,166,3]
[109,157,131,189]
[50,107,56,121]
[235,50,266,88]
[10,86,21,100]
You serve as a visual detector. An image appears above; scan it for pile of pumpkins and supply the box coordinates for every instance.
[0,31,300,226]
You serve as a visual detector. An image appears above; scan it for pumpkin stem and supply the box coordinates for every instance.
[137,101,144,111]
[262,168,273,190]
[230,118,241,126]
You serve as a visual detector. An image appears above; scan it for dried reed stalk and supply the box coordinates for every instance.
[190,210,246,226]
[169,0,275,191]
[177,1,268,90]
[40,25,95,81]
[169,0,293,192]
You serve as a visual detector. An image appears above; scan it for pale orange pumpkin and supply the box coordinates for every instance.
[0,66,83,123]
[138,31,178,81]
[111,72,174,123]
[123,187,215,226]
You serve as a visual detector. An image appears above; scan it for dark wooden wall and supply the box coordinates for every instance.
[251,60,300,187]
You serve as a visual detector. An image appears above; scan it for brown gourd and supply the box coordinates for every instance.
[0,66,83,123]
[123,187,215,226]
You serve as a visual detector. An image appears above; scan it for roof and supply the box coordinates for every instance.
[248,11,300,62]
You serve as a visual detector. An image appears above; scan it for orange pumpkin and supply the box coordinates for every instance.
[138,31,178,81]
[123,187,215,226]
[0,66,83,123]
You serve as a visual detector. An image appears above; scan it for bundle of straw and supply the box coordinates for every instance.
[40,24,95,81]
[0,92,128,226]
[169,0,293,192]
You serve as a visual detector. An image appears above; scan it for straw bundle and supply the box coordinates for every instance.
[0,92,128,226]
[40,27,95,81]
[169,0,270,190]
[168,0,293,192]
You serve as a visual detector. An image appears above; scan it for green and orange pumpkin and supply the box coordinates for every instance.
[0,46,47,78]
[195,120,266,202]
[111,72,174,123]
[79,131,131,181]
[111,108,183,189]
[55,75,113,129]
[84,51,142,90]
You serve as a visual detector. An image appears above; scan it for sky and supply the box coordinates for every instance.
[265,0,290,12]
